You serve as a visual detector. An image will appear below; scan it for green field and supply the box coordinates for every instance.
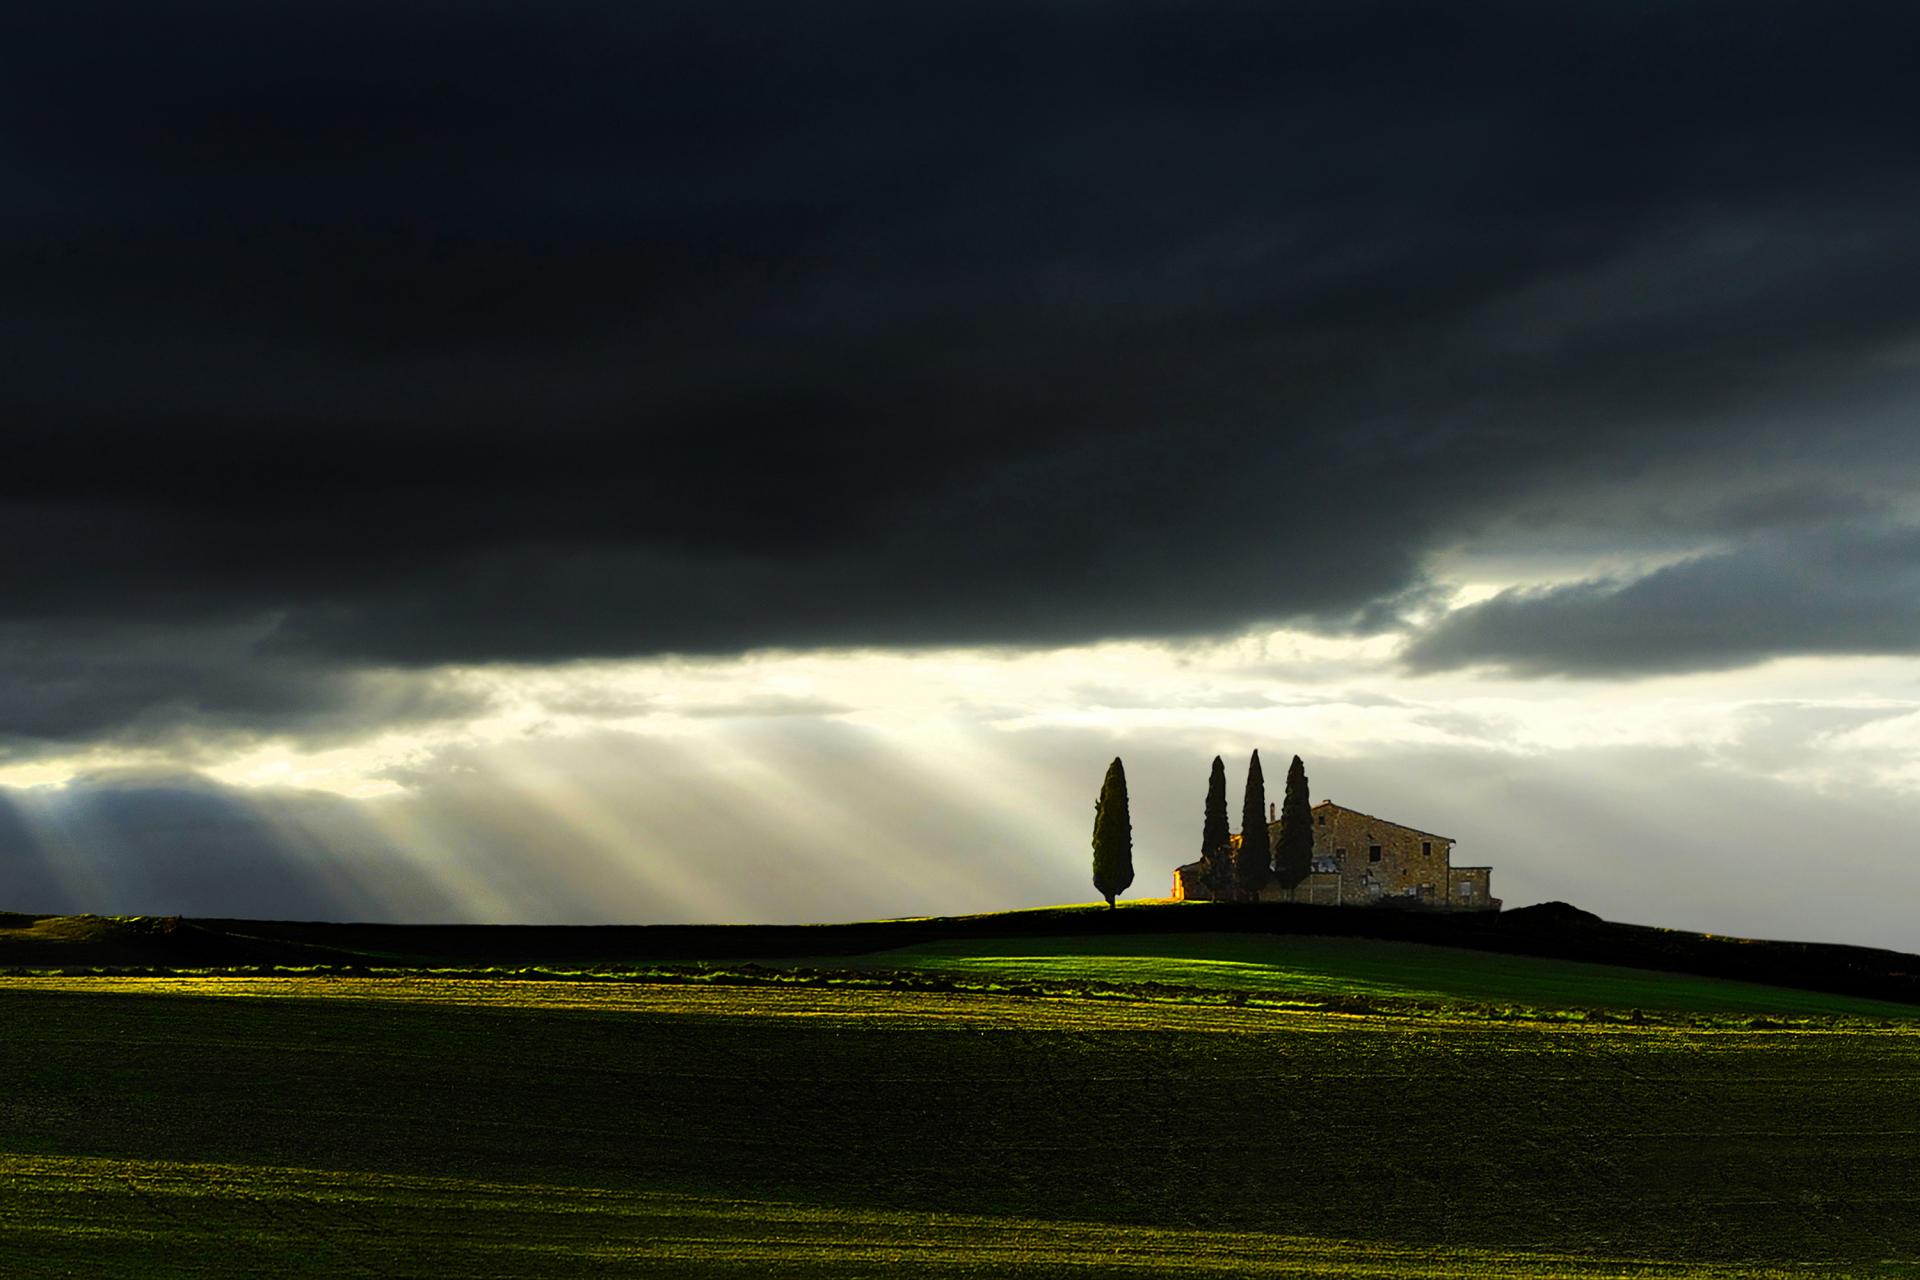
[808,932,1920,1019]
[3,974,1918,1276]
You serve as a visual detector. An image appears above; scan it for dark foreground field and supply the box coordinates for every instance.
[3,972,1919,1277]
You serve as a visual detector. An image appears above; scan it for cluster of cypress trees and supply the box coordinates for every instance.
[1089,751,1313,909]
[1200,751,1312,902]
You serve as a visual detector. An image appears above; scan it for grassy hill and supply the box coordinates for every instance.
[6,899,1920,1013]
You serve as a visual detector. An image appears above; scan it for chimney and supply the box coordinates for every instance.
[1269,802,1276,822]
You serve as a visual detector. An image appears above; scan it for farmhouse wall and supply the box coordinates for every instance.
[1303,802,1452,906]
[1171,861,1206,901]
[1258,871,1342,906]
[1448,865,1498,910]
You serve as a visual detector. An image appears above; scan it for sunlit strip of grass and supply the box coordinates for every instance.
[0,975,1357,1034]
[2,971,1913,1035]
[844,933,1920,1020]
[895,952,1449,1001]
[0,1152,1839,1279]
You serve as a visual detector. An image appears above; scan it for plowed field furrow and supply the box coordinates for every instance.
[1,978,1915,1275]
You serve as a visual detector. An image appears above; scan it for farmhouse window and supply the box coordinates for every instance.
[1368,845,1382,863]
[1422,841,1432,856]
[1458,882,1473,898]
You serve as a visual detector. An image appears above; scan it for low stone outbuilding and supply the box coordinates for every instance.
[1171,799,1499,910]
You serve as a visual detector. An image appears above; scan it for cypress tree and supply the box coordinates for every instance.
[1199,755,1233,899]
[1233,750,1270,898]
[1273,754,1313,897]
[1091,757,1134,910]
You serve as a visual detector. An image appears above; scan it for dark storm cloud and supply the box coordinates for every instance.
[1405,522,1920,676]
[0,619,487,759]
[9,0,1920,738]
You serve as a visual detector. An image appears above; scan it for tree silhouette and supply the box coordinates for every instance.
[1199,755,1233,899]
[1273,754,1313,897]
[1091,757,1134,909]
[1233,750,1269,898]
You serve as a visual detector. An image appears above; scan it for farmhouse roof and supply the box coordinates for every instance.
[1305,798,1455,844]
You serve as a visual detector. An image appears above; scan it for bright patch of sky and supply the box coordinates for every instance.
[8,614,1920,948]
[7,623,1920,801]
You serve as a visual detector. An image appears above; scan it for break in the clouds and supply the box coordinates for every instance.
[1409,522,1920,677]
[7,1,1920,751]
[9,645,1920,949]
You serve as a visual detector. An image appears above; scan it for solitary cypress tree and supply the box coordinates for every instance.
[1233,750,1269,898]
[1273,754,1313,897]
[1199,755,1233,899]
[1091,757,1134,910]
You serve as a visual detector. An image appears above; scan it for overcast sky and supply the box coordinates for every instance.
[6,2,1920,949]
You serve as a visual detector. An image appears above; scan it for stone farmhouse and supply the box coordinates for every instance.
[1171,799,1499,910]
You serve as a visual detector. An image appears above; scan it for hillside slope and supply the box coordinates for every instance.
[5,900,1918,1009]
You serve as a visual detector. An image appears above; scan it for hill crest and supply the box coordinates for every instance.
[3,901,1916,1009]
